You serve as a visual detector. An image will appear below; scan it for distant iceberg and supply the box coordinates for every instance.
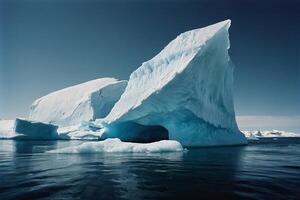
[29,78,127,126]
[100,20,247,146]
[242,130,300,139]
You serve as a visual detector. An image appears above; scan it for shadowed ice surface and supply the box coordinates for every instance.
[0,139,300,200]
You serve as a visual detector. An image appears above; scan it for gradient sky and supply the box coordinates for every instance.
[0,0,299,130]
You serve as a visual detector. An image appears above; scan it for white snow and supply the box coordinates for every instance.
[242,130,300,139]
[47,138,183,153]
[57,121,104,140]
[29,78,127,127]
[0,120,20,139]
[100,19,247,146]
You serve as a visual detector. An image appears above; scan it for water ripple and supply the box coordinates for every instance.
[0,139,299,200]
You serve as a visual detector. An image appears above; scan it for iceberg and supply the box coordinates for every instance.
[14,118,59,140]
[47,138,183,154]
[100,20,247,146]
[242,130,300,138]
[29,78,127,126]
[0,119,59,140]
[2,20,248,147]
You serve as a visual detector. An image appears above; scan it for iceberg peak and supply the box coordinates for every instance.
[101,20,246,147]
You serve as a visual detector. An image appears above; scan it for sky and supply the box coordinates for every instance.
[0,0,299,131]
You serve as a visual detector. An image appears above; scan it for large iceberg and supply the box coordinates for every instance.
[2,20,248,147]
[29,78,127,126]
[100,20,247,146]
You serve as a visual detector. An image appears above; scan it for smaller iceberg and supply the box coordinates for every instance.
[14,118,59,140]
[47,138,183,153]
[29,78,127,126]
[242,130,300,138]
[0,119,60,140]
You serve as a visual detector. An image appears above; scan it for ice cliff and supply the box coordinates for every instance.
[100,20,247,146]
[29,78,127,126]
[14,118,59,140]
[0,119,59,140]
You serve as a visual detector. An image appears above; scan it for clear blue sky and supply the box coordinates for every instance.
[0,0,299,130]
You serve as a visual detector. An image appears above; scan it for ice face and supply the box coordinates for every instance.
[47,138,184,154]
[29,78,127,126]
[101,20,247,147]
[7,20,248,146]
[14,118,59,140]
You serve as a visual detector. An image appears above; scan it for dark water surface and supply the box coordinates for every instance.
[0,138,300,200]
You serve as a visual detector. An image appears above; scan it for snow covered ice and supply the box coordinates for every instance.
[100,20,247,146]
[242,130,300,140]
[29,78,127,126]
[0,119,59,139]
[57,121,103,140]
[47,138,183,154]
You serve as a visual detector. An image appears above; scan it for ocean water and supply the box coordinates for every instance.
[0,138,299,200]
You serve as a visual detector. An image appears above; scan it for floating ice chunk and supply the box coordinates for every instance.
[29,78,127,126]
[47,138,183,153]
[14,118,58,140]
[242,130,300,138]
[246,133,259,141]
